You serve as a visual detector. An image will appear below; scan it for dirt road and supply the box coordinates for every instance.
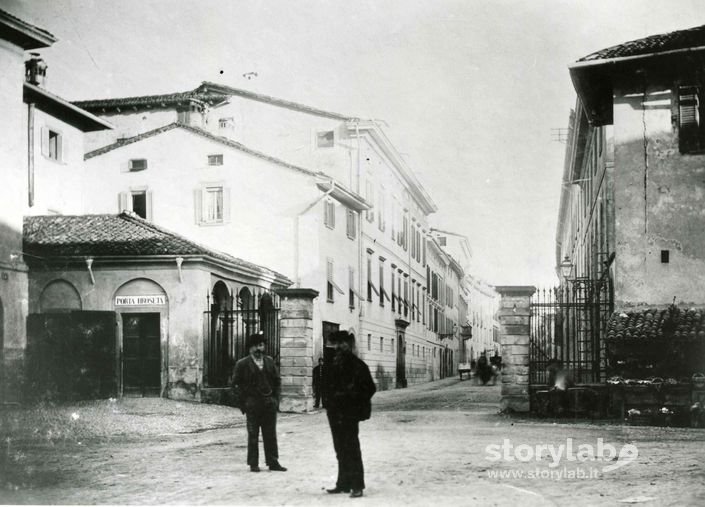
[1,378,704,505]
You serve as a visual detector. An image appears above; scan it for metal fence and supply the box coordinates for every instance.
[203,286,280,388]
[529,277,613,386]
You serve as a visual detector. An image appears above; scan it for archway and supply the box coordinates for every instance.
[40,279,81,312]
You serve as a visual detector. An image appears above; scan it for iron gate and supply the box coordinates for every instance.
[203,286,280,388]
[529,277,613,387]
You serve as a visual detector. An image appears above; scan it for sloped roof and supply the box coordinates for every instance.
[74,81,357,121]
[0,8,56,49]
[195,82,357,121]
[605,307,705,341]
[25,82,113,132]
[73,90,229,110]
[577,24,705,63]
[84,122,321,177]
[23,212,291,286]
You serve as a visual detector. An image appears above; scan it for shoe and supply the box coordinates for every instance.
[268,464,287,472]
[350,489,363,498]
[250,465,260,472]
[326,487,351,494]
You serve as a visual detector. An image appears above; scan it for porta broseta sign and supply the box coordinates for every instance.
[115,295,167,306]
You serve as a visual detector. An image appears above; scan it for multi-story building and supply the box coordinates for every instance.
[0,9,112,403]
[556,24,705,383]
[558,23,705,308]
[76,82,469,389]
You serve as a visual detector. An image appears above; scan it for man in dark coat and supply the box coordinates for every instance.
[233,333,287,473]
[324,330,376,498]
[312,357,325,408]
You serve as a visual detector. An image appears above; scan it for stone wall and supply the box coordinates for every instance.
[495,286,535,413]
[277,288,318,413]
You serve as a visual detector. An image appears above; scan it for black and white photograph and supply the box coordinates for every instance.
[1,0,705,505]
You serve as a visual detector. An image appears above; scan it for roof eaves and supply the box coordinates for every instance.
[350,121,438,214]
[24,83,114,132]
[315,181,371,211]
[198,81,356,121]
[0,8,56,49]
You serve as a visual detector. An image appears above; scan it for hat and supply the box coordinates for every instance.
[247,333,266,349]
[328,330,354,343]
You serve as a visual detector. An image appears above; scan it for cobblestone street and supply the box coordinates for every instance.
[2,378,705,506]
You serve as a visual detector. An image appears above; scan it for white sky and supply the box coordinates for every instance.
[6,0,705,286]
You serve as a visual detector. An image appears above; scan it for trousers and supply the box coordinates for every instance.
[244,396,278,467]
[327,412,365,490]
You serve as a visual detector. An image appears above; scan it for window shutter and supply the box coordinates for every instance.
[40,127,49,157]
[193,188,203,224]
[118,192,129,212]
[223,187,231,223]
[679,85,701,153]
[57,132,64,163]
[59,133,67,163]
[146,190,153,221]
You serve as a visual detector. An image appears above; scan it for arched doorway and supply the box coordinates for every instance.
[115,279,168,396]
[208,281,232,386]
[40,279,82,312]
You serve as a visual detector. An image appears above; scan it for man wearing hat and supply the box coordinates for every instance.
[324,330,376,498]
[233,333,287,472]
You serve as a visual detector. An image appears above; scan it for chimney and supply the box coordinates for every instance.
[25,53,48,87]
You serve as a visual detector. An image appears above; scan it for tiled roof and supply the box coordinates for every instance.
[84,122,322,178]
[0,8,57,48]
[577,24,705,63]
[195,82,357,121]
[23,213,291,286]
[74,81,358,121]
[73,91,229,110]
[605,307,705,341]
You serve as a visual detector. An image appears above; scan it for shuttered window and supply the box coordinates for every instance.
[41,127,65,162]
[679,85,705,154]
[346,209,356,239]
[193,185,231,225]
[324,200,335,229]
[118,190,153,220]
[326,258,344,303]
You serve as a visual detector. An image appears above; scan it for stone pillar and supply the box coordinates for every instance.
[276,288,318,413]
[495,286,535,413]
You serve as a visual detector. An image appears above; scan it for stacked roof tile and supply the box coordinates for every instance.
[578,23,705,62]
[23,213,290,285]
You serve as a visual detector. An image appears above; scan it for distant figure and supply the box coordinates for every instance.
[233,333,287,473]
[490,352,502,371]
[324,331,376,498]
[477,353,492,385]
[312,357,324,408]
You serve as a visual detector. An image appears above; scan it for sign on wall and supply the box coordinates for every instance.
[115,295,167,306]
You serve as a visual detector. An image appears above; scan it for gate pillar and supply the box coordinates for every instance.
[495,286,536,413]
[276,288,318,413]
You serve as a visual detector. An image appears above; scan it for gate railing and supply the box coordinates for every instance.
[203,287,280,388]
[529,276,613,386]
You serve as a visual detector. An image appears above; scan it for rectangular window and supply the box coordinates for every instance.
[324,200,336,229]
[348,266,356,309]
[128,158,148,172]
[379,261,385,307]
[661,250,670,263]
[367,334,371,351]
[317,130,335,148]
[194,185,230,225]
[423,237,427,266]
[391,271,396,312]
[41,127,64,162]
[679,85,705,154]
[131,191,147,219]
[346,209,357,239]
[380,337,384,352]
[378,190,385,232]
[397,276,402,315]
[326,258,344,303]
[404,280,409,317]
[205,187,224,222]
[365,180,375,223]
[403,216,409,251]
[208,154,223,166]
[219,117,234,130]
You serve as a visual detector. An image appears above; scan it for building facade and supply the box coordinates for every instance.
[558,23,705,310]
[77,83,470,389]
